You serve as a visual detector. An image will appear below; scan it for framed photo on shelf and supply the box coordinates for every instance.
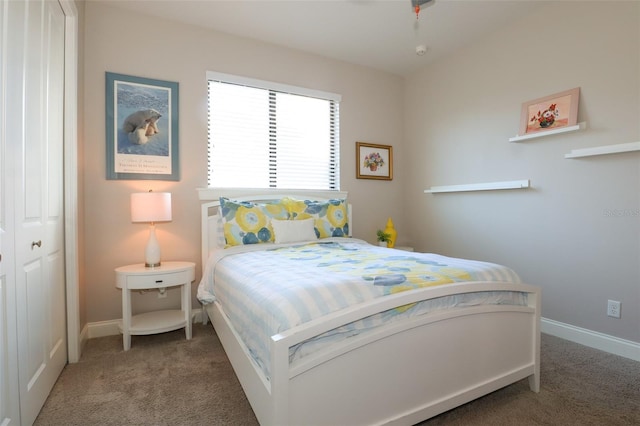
[356,142,393,180]
[105,72,179,181]
[519,87,580,136]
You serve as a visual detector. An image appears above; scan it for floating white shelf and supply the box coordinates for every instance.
[564,141,640,159]
[509,122,586,142]
[424,179,530,194]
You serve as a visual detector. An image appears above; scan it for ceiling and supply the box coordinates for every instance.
[105,0,541,77]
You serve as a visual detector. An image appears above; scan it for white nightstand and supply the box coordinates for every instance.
[394,246,414,252]
[115,261,195,351]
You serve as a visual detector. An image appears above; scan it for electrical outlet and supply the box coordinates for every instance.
[607,300,621,318]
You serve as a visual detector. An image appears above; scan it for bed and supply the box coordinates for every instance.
[197,189,540,426]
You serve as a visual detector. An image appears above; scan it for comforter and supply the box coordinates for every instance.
[197,238,526,378]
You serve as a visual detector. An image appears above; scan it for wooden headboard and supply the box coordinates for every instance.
[198,188,351,268]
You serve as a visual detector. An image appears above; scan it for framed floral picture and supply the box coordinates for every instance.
[356,142,393,180]
[519,87,580,136]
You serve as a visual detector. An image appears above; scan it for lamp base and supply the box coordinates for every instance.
[144,225,162,268]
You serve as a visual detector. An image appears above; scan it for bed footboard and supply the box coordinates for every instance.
[286,308,538,425]
[205,282,540,426]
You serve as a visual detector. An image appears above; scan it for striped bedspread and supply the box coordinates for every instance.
[197,238,525,379]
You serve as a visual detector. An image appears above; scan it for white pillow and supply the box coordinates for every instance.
[272,218,317,244]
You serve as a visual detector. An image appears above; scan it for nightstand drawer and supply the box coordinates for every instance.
[125,271,188,290]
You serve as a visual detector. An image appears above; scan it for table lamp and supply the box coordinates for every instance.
[131,190,172,268]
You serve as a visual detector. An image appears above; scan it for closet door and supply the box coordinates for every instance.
[11,1,67,424]
[0,0,21,423]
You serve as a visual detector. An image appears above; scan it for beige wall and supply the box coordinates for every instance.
[83,2,405,323]
[404,2,640,343]
[83,1,639,346]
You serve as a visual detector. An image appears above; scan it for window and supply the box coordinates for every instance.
[207,71,341,190]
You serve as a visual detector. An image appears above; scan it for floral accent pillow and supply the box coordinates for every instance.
[219,197,289,246]
[282,197,349,239]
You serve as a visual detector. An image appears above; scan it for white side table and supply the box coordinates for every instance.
[395,246,414,252]
[115,261,195,351]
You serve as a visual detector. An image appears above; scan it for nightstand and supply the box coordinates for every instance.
[395,246,414,252]
[115,261,195,351]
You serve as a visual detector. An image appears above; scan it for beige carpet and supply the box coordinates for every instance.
[34,324,639,425]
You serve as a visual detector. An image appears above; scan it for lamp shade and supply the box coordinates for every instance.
[131,192,172,223]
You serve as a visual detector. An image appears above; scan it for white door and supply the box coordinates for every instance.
[0,0,22,423]
[9,1,68,424]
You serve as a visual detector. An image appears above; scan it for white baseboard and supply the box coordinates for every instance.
[87,319,121,339]
[86,309,206,339]
[542,317,640,362]
[191,309,205,324]
[79,322,89,350]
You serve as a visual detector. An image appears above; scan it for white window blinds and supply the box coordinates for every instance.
[207,72,340,190]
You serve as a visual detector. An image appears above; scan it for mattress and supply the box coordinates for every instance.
[197,238,527,379]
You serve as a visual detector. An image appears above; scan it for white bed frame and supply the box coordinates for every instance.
[198,188,540,426]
